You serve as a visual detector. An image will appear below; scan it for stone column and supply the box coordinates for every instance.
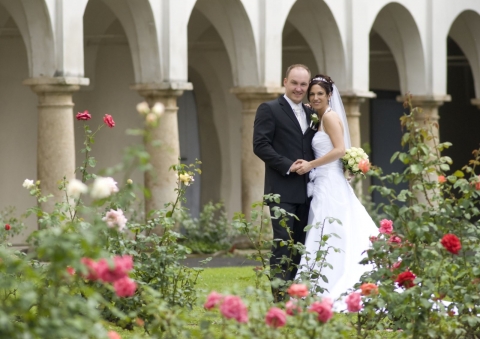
[23,77,89,212]
[397,95,451,206]
[341,91,376,148]
[341,92,376,195]
[397,95,451,146]
[231,86,284,217]
[131,83,193,216]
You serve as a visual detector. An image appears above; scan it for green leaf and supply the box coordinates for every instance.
[390,151,400,163]
[440,164,450,171]
[453,170,464,178]
[410,164,423,174]
[166,211,172,217]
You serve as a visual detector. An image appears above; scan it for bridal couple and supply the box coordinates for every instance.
[253,64,378,302]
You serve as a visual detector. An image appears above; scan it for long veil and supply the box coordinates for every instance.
[330,84,351,149]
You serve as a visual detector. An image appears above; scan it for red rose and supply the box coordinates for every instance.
[441,234,461,255]
[4,224,10,231]
[103,114,115,128]
[76,110,91,120]
[395,271,416,289]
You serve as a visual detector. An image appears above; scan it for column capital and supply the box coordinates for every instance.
[131,82,193,98]
[396,94,451,107]
[470,98,480,110]
[23,77,90,93]
[230,86,284,100]
[340,90,377,101]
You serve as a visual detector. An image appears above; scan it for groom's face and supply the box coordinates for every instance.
[283,67,310,104]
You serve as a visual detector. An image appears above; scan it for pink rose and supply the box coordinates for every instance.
[265,307,287,328]
[285,300,302,316]
[358,159,371,174]
[345,292,362,312]
[219,295,248,323]
[81,257,99,281]
[76,110,91,121]
[66,266,76,276]
[102,209,127,232]
[204,291,223,310]
[97,255,133,283]
[113,276,137,297]
[369,236,378,243]
[103,114,115,128]
[308,298,333,323]
[379,219,393,234]
[388,236,402,244]
[287,284,309,298]
[392,260,402,271]
[438,175,446,184]
[107,331,121,339]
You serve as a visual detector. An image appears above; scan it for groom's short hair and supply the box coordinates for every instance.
[285,64,311,79]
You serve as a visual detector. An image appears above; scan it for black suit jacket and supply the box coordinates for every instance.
[253,96,316,204]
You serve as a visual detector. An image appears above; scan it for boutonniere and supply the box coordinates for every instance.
[309,113,319,130]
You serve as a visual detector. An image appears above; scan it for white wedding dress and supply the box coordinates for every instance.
[296,115,378,301]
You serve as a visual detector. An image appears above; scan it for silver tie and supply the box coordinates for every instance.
[294,107,307,133]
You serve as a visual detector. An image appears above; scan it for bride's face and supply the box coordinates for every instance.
[308,84,330,112]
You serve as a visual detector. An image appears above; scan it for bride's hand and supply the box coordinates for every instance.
[296,160,313,175]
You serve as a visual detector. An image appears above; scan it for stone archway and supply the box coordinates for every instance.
[188,5,243,216]
[0,3,38,246]
[283,0,347,89]
[371,2,426,96]
[439,11,480,171]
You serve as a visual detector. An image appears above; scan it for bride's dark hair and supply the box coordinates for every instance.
[308,74,334,96]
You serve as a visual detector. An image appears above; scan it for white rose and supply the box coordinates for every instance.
[152,102,165,116]
[136,101,150,115]
[67,179,88,199]
[22,179,35,189]
[348,158,355,166]
[362,153,369,159]
[352,165,359,172]
[350,151,357,157]
[355,157,362,163]
[343,153,351,160]
[90,177,119,200]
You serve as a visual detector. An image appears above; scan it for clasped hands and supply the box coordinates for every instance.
[290,159,313,175]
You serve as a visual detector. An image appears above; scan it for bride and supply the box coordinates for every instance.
[293,74,378,300]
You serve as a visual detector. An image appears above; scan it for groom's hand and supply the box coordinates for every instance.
[295,160,313,175]
[289,162,301,173]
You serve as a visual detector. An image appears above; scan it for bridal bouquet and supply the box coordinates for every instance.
[342,147,371,176]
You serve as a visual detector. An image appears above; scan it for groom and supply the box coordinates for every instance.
[253,64,316,301]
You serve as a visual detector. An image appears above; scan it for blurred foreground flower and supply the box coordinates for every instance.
[90,177,119,199]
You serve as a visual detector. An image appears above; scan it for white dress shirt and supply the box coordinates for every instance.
[284,94,308,134]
